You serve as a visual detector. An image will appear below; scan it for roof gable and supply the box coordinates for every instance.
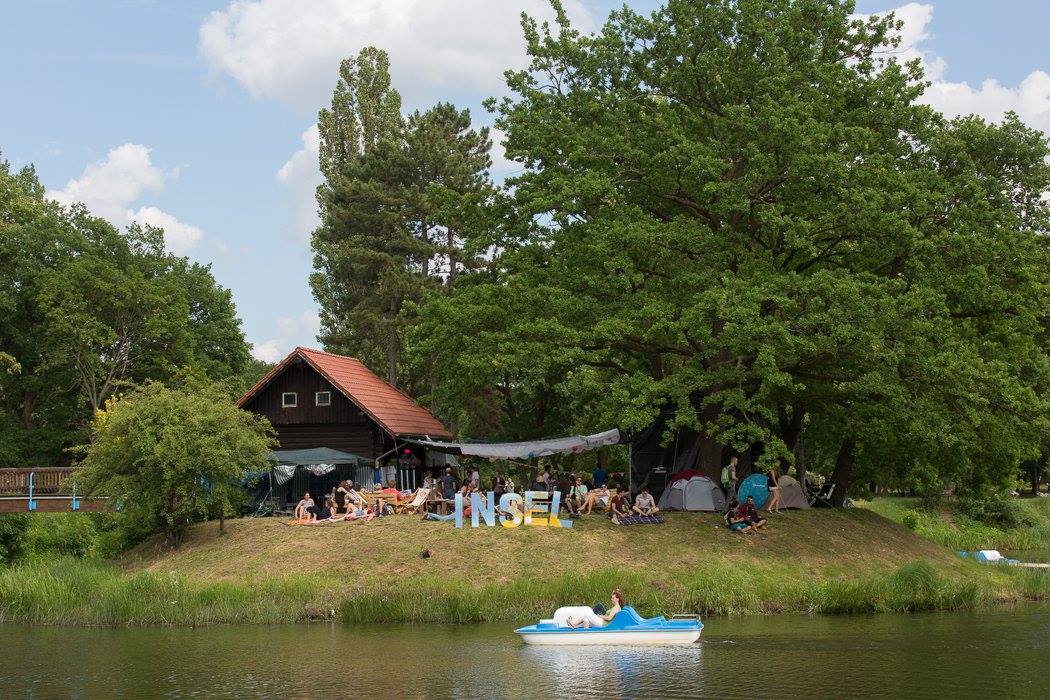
[238,347,452,439]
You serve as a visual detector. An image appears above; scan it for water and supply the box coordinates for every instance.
[4,606,1049,699]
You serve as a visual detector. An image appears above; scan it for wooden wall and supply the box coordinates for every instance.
[243,357,390,459]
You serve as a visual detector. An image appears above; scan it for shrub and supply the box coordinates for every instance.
[956,490,1033,528]
[900,510,920,530]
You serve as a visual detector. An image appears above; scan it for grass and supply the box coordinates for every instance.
[857,497,1050,552]
[1,508,1047,625]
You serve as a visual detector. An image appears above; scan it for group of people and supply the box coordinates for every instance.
[292,479,412,524]
[720,455,784,513]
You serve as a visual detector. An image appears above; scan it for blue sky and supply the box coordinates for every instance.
[2,1,1048,362]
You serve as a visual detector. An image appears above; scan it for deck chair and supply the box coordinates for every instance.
[809,483,835,508]
[397,488,431,514]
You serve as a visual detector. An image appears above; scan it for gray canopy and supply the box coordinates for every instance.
[408,428,625,460]
[266,447,368,486]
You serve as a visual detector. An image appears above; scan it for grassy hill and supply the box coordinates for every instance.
[2,508,1047,626]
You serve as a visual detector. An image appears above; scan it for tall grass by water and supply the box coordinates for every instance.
[1,557,1045,627]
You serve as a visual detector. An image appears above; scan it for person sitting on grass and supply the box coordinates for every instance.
[294,492,314,521]
[608,487,630,524]
[312,497,334,522]
[727,508,753,533]
[580,484,610,514]
[632,486,659,516]
[567,476,588,516]
[738,495,767,530]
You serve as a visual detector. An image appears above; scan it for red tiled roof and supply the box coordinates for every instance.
[238,347,452,439]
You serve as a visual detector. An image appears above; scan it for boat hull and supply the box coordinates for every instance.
[517,628,701,646]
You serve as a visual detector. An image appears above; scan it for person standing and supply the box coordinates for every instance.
[592,461,608,489]
[440,467,458,500]
[469,467,481,489]
[766,467,782,513]
[722,455,739,501]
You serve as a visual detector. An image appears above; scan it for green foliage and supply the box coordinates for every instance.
[0,158,253,468]
[77,381,275,546]
[0,515,31,564]
[312,47,494,390]
[955,490,1033,529]
[861,497,1050,551]
[411,0,1050,495]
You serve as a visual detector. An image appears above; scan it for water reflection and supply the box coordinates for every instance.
[521,645,704,699]
[2,606,1049,698]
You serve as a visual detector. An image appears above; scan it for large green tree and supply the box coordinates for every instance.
[312,47,493,390]
[0,158,254,467]
[418,0,1050,497]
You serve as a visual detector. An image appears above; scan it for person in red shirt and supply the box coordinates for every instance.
[736,495,767,530]
[608,487,630,524]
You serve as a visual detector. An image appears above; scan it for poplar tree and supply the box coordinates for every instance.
[312,48,492,389]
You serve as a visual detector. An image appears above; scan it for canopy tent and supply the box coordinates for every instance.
[775,475,811,509]
[407,428,626,460]
[657,476,725,512]
[266,447,368,486]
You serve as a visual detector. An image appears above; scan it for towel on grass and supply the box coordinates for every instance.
[615,514,664,525]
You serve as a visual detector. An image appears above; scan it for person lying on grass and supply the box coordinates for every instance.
[608,487,630,524]
[737,495,767,530]
[632,487,659,516]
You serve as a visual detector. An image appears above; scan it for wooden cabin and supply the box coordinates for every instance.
[238,347,453,505]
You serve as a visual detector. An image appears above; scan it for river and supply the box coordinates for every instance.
[3,606,1049,698]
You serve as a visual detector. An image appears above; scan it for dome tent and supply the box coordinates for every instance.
[657,475,725,512]
[775,475,810,509]
[737,473,770,509]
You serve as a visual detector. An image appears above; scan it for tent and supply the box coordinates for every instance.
[737,473,770,509]
[776,475,811,509]
[657,476,725,512]
[408,428,625,460]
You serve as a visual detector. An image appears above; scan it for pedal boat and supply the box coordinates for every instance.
[515,606,702,646]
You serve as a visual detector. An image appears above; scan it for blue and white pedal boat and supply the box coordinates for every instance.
[515,606,702,646]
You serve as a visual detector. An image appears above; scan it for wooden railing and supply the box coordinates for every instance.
[0,468,75,496]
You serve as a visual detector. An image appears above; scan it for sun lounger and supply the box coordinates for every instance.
[397,488,431,514]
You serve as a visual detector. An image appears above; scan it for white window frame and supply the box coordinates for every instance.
[282,392,297,408]
[315,391,331,407]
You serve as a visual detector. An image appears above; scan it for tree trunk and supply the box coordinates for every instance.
[447,228,457,283]
[830,437,855,507]
[219,508,225,534]
[387,301,398,388]
[777,405,804,476]
[695,403,723,482]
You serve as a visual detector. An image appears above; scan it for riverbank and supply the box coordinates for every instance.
[2,508,1048,625]
[858,496,1050,551]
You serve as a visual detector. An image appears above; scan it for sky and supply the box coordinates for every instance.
[2,1,1049,363]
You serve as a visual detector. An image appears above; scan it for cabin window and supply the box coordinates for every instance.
[315,391,331,406]
[282,392,297,408]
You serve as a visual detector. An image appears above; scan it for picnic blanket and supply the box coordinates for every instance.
[615,514,664,526]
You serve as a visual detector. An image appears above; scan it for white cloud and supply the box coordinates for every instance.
[50,143,165,222]
[251,309,321,362]
[866,4,1050,133]
[50,143,206,255]
[127,206,204,256]
[199,0,593,110]
[276,123,322,242]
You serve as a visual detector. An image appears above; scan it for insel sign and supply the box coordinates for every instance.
[452,490,573,528]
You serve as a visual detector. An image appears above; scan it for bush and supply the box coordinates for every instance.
[0,515,31,564]
[956,490,1033,528]
[899,510,920,530]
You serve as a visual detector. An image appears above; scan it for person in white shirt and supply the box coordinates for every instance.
[294,492,314,521]
[633,487,659,516]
